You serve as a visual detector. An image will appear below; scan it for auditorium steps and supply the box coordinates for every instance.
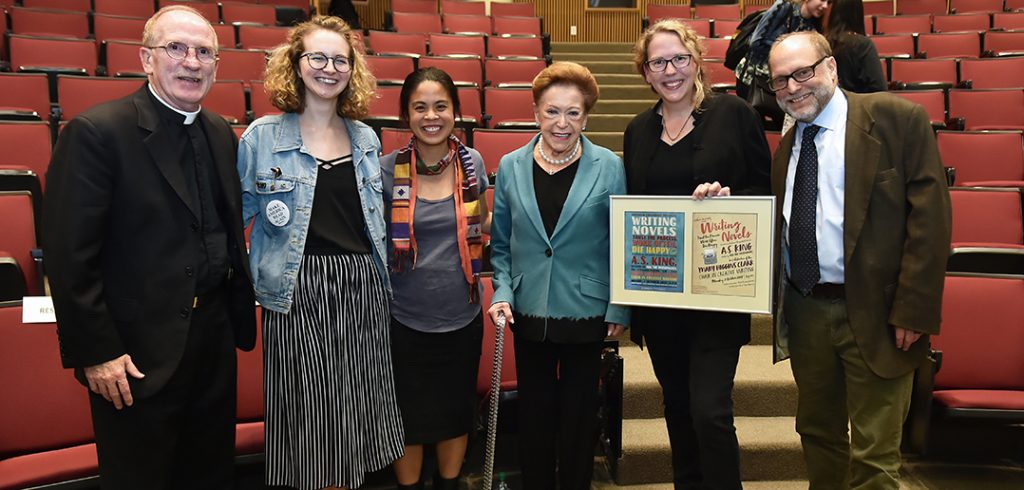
[550,41,809,488]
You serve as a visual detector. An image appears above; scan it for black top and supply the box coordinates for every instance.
[304,154,373,255]
[622,94,772,350]
[833,33,887,94]
[532,158,580,237]
[150,90,229,294]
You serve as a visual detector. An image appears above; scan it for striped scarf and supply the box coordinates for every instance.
[390,135,484,301]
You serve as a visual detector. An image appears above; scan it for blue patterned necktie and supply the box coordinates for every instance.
[789,124,822,295]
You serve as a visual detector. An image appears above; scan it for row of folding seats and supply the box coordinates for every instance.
[4,1,297,27]
[392,0,530,16]
[889,0,1024,15]
[889,88,1024,129]
[881,55,1024,88]
[391,11,544,37]
[366,30,548,60]
[368,54,545,89]
[869,30,1024,58]
[871,11,1024,34]
[938,130,1024,186]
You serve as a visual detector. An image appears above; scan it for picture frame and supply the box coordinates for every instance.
[609,195,777,314]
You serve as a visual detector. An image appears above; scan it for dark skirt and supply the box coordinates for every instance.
[390,313,483,445]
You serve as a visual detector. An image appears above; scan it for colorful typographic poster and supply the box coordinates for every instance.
[623,211,685,292]
[691,213,758,297]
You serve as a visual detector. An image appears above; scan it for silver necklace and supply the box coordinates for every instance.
[662,111,693,143]
[537,138,580,174]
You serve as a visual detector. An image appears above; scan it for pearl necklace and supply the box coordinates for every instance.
[536,138,581,174]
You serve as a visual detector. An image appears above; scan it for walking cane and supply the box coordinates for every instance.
[481,311,506,490]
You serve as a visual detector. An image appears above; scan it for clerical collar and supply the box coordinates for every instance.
[148,83,200,125]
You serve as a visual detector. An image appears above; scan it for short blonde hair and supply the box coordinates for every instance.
[263,16,376,119]
[632,19,711,109]
[531,62,600,113]
[142,5,217,48]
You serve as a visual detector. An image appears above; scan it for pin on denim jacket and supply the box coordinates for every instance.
[238,113,390,313]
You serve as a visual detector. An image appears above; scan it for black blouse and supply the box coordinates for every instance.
[304,154,373,255]
[532,158,580,237]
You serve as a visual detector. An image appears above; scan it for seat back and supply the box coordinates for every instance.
[9,34,98,75]
[959,57,1024,90]
[442,0,486,15]
[249,80,281,120]
[677,18,712,37]
[714,18,742,38]
[492,16,542,37]
[9,7,90,39]
[490,2,533,17]
[236,24,290,50]
[0,192,40,294]
[391,0,438,14]
[0,72,53,121]
[392,11,443,34]
[863,0,895,15]
[221,2,277,25]
[933,275,1024,390]
[896,0,949,15]
[204,81,247,125]
[874,14,932,35]
[101,40,146,78]
[429,33,486,58]
[457,86,483,125]
[487,36,544,59]
[932,13,990,33]
[216,48,269,83]
[0,121,53,189]
[160,0,222,23]
[704,37,731,60]
[366,55,416,86]
[647,3,691,23]
[917,32,982,58]
[704,60,737,91]
[869,34,915,58]
[22,0,91,11]
[0,305,95,459]
[948,88,1024,130]
[443,13,492,35]
[984,31,1024,57]
[93,0,155,18]
[472,129,534,176]
[938,131,1024,185]
[93,14,148,45]
[213,23,236,48]
[367,30,427,57]
[484,87,535,128]
[889,58,957,86]
[476,275,518,396]
[485,58,546,88]
[367,85,403,120]
[891,89,947,125]
[694,3,742,20]
[419,56,483,88]
[949,0,1004,13]
[993,12,1024,31]
[56,75,144,122]
[949,187,1024,245]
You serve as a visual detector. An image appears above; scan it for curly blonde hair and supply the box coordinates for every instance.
[263,16,376,119]
[632,19,712,110]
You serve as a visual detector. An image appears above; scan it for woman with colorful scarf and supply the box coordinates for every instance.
[487,61,629,490]
[380,67,489,490]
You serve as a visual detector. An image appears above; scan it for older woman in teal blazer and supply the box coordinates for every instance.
[487,61,629,490]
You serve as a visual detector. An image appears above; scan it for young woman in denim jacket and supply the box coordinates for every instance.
[237,16,402,490]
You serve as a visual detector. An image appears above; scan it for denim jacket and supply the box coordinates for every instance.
[238,113,390,313]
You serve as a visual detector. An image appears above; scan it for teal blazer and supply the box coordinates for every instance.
[489,134,630,342]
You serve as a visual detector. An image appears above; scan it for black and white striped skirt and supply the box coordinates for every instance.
[263,254,404,490]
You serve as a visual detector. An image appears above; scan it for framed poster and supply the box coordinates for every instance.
[610,195,777,314]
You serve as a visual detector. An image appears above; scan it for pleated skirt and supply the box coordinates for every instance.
[263,254,404,490]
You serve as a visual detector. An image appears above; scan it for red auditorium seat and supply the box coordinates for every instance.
[0,121,52,190]
[484,87,537,129]
[457,86,483,125]
[204,81,248,125]
[487,36,545,59]
[704,37,731,59]
[367,30,427,57]
[863,0,895,16]
[392,11,444,35]
[213,24,237,48]
[679,18,713,38]
[366,54,416,86]
[992,12,1024,30]
[221,2,277,25]
[21,0,90,11]
[56,75,144,122]
[0,73,52,121]
[249,80,281,120]
[93,0,155,18]
[917,32,982,58]
[948,0,1004,13]
[420,56,483,88]
[367,85,403,122]
[485,58,546,88]
[0,192,42,294]
[9,35,97,76]
[937,131,1024,187]
[949,187,1024,246]
[490,2,533,17]
[873,14,932,35]
[704,60,737,92]
[8,7,90,39]
[442,0,486,15]
[391,0,438,14]
[429,33,487,59]
[958,57,1024,90]
[476,274,518,397]
[236,24,290,50]
[92,14,148,45]
[983,31,1024,57]
[493,16,543,37]
[645,4,691,27]
[161,1,222,23]
[216,49,269,84]
[931,13,990,33]
[1007,0,1024,11]
[235,306,265,459]
[948,89,1024,130]
[888,58,957,89]
[891,89,948,127]
[765,131,782,156]
[869,34,915,58]
[472,129,535,177]
[0,304,99,490]
[694,4,742,20]
[896,0,948,15]
[443,13,492,35]
[714,19,741,38]
[100,40,146,78]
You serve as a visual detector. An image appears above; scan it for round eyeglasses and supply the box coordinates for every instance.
[146,42,218,64]
[767,56,830,92]
[301,52,352,73]
[644,54,692,73]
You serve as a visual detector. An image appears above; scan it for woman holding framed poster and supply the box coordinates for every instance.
[623,19,771,490]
